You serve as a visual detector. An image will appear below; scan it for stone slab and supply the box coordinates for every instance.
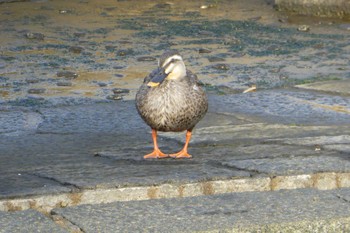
[2,88,349,137]
[209,89,350,125]
[0,109,43,135]
[32,152,251,189]
[52,188,350,233]
[223,155,350,176]
[0,209,67,233]
[296,80,350,95]
[0,97,349,198]
[162,123,350,145]
[0,172,71,199]
[36,102,146,134]
[8,137,346,191]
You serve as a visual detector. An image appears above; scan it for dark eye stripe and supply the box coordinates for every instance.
[163,58,179,70]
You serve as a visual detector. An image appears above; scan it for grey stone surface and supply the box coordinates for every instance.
[223,155,350,176]
[275,0,350,18]
[324,144,350,153]
[296,80,350,95]
[52,188,350,233]
[0,0,349,230]
[209,89,350,125]
[0,93,349,195]
[271,135,350,146]
[0,109,43,135]
[31,150,250,189]
[36,102,145,134]
[0,172,71,199]
[0,209,67,233]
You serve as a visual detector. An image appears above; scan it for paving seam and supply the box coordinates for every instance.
[50,213,85,233]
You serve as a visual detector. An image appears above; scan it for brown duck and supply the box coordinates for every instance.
[136,50,208,159]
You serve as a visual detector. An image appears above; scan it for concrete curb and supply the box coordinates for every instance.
[2,172,350,213]
[50,188,350,233]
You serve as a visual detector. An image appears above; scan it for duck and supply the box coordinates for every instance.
[136,50,208,159]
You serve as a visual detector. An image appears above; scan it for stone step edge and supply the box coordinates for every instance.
[1,172,350,213]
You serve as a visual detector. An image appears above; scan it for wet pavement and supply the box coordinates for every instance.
[1,85,350,232]
[1,0,350,232]
[1,0,349,104]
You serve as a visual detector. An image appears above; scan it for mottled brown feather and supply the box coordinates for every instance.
[136,66,208,132]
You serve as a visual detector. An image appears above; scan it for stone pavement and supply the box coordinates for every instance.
[1,0,350,231]
[0,81,350,232]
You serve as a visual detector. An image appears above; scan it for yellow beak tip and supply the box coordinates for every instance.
[147,82,160,87]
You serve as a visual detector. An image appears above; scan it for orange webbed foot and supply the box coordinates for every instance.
[143,149,169,159]
[169,150,192,159]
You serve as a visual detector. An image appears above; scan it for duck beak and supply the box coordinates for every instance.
[147,68,167,87]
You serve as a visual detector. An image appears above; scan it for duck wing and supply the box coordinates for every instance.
[186,69,201,85]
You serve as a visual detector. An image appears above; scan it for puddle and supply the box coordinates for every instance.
[0,0,349,105]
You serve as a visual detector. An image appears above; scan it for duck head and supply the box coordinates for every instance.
[147,50,187,87]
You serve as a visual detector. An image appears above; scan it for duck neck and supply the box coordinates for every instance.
[166,63,187,81]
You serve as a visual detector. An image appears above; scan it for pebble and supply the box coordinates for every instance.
[200,4,215,9]
[199,48,212,54]
[297,25,310,32]
[28,88,46,94]
[25,78,40,84]
[248,16,262,21]
[114,74,124,78]
[98,82,108,87]
[267,44,280,51]
[112,88,130,95]
[117,49,133,56]
[58,9,73,14]
[100,12,111,17]
[73,32,86,38]
[113,66,125,70]
[154,3,172,8]
[25,32,45,40]
[107,95,123,100]
[105,45,117,52]
[1,83,11,88]
[57,71,78,79]
[69,46,83,54]
[223,37,241,45]
[198,31,215,36]
[232,52,246,58]
[278,18,288,23]
[208,57,225,62]
[0,76,9,82]
[337,67,347,71]
[56,81,72,86]
[119,40,132,44]
[212,64,230,71]
[104,7,117,11]
[137,56,157,62]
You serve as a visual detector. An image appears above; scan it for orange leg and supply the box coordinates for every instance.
[144,129,168,159]
[170,130,192,159]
